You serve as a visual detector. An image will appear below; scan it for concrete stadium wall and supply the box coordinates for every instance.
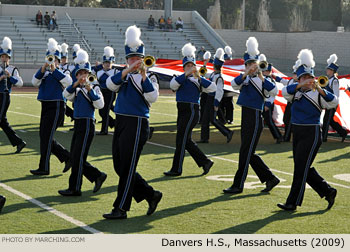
[0,4,192,22]
[216,29,350,75]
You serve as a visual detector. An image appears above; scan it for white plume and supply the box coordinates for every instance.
[258,54,266,62]
[72,44,80,52]
[74,49,89,65]
[104,46,114,57]
[57,45,62,53]
[203,51,211,60]
[327,54,337,65]
[1,37,12,51]
[224,46,232,55]
[47,38,58,53]
[125,25,143,48]
[61,43,68,54]
[246,37,259,57]
[182,43,196,58]
[297,49,315,68]
[214,48,224,61]
[293,59,301,72]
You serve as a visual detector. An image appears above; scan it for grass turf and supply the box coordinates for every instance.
[0,92,349,234]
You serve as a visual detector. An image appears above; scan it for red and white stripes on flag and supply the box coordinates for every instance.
[138,58,350,132]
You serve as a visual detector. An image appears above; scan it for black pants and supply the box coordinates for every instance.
[201,95,231,141]
[283,102,292,141]
[286,125,333,206]
[65,104,74,120]
[199,92,208,123]
[68,118,102,192]
[98,88,116,133]
[233,107,275,189]
[171,102,209,174]
[112,114,154,211]
[322,107,347,141]
[0,92,23,147]
[219,96,234,122]
[39,101,70,172]
[262,104,282,140]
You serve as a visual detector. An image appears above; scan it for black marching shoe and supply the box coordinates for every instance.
[197,139,209,143]
[276,137,283,144]
[103,208,127,219]
[325,188,337,210]
[341,134,347,143]
[223,186,243,194]
[93,172,107,193]
[58,189,82,196]
[96,131,108,135]
[30,169,49,175]
[147,190,163,216]
[277,203,296,211]
[0,196,6,213]
[226,130,234,143]
[62,160,72,173]
[261,176,280,192]
[15,141,26,154]
[163,170,181,176]
[202,159,214,175]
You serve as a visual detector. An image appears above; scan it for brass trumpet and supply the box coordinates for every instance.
[45,55,55,64]
[143,55,155,68]
[259,60,268,70]
[86,74,96,85]
[313,75,329,91]
[199,66,207,76]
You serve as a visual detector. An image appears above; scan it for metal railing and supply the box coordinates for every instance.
[65,12,91,53]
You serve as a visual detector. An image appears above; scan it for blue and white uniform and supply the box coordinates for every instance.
[32,67,72,173]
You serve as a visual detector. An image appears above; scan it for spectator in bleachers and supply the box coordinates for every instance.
[166,17,173,31]
[51,11,58,31]
[44,11,50,30]
[197,46,206,61]
[36,10,43,27]
[175,17,184,31]
[148,15,155,30]
[158,15,165,29]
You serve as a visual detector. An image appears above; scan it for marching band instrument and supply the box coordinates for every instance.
[313,75,329,91]
[1,61,8,86]
[199,66,207,76]
[259,60,268,70]
[45,55,55,65]
[143,55,155,68]
[86,74,96,85]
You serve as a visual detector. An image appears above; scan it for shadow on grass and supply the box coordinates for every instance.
[213,209,328,234]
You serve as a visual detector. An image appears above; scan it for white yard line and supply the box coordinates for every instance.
[0,182,102,234]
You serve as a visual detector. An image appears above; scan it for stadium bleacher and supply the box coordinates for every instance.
[0,14,215,64]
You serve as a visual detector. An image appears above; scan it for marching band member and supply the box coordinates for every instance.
[0,36,26,153]
[199,48,233,143]
[278,49,337,211]
[59,49,107,196]
[103,25,162,219]
[273,61,299,142]
[220,45,235,124]
[260,57,283,144]
[96,46,117,135]
[224,37,280,194]
[59,43,74,123]
[30,38,72,175]
[321,54,347,142]
[164,43,216,176]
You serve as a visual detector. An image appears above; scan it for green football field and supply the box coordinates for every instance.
[0,91,349,234]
